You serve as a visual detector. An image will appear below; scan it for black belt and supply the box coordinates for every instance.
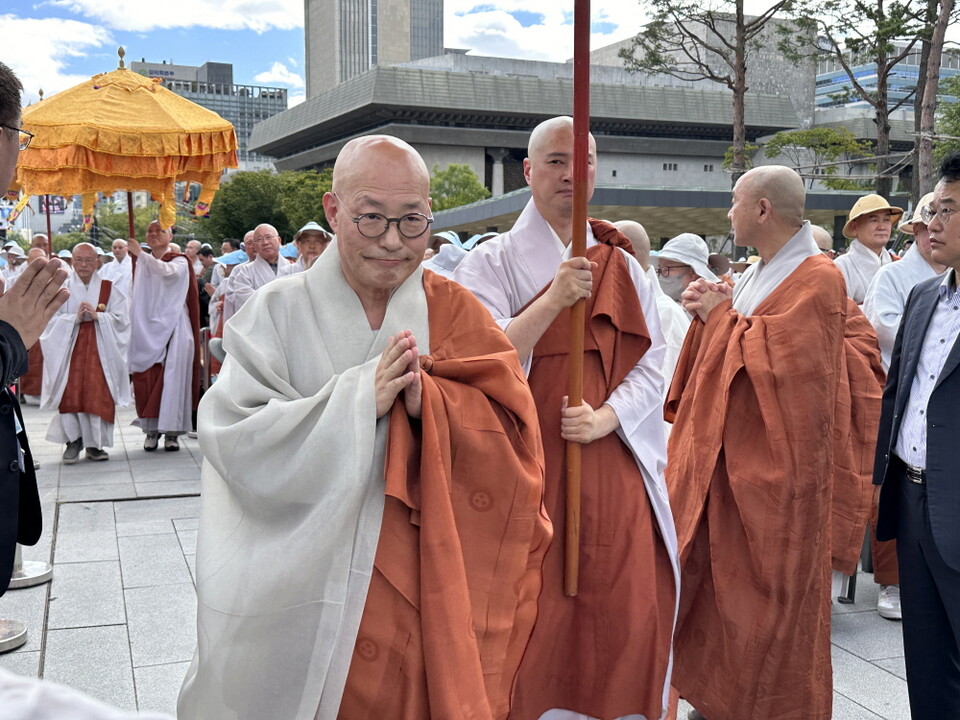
[905,463,926,484]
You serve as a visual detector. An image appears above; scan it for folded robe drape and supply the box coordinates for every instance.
[340,271,551,720]
[664,254,881,720]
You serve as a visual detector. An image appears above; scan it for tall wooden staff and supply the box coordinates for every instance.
[565,0,591,597]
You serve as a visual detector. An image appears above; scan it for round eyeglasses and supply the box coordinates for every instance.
[334,193,433,239]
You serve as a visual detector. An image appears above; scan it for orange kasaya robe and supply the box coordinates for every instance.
[664,254,881,720]
[509,227,675,720]
[58,280,116,424]
[130,251,203,420]
[19,343,43,396]
[338,271,552,720]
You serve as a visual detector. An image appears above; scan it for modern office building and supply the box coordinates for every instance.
[815,45,960,110]
[305,0,444,97]
[131,60,288,169]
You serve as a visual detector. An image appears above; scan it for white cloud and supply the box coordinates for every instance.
[0,14,113,104]
[255,61,304,88]
[288,93,305,107]
[445,0,648,62]
[46,0,303,33]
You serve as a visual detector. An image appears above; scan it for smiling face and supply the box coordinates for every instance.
[323,136,431,304]
[524,118,596,235]
[145,221,172,254]
[72,244,99,283]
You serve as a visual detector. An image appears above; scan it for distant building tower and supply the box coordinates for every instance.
[130,60,288,170]
[305,0,444,97]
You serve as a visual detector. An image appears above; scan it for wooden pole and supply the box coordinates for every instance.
[44,195,52,249]
[127,191,135,242]
[565,0,591,598]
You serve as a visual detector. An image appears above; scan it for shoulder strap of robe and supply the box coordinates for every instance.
[97,279,113,308]
[588,218,636,257]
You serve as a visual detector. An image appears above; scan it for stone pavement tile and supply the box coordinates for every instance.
[113,497,200,526]
[47,561,125,629]
[59,469,135,487]
[55,529,119,563]
[834,572,882,615]
[58,484,137,502]
[832,646,911,720]
[60,458,132,475]
[833,693,887,719]
[136,481,201,498]
[175,528,198,556]
[874,656,907,681]
[0,583,48,652]
[0,649,40,676]
[132,468,201,483]
[184,555,196,586]
[57,502,115,533]
[832,607,904,661]
[134,661,189,716]
[118,534,192,588]
[34,468,59,488]
[173,518,199,532]
[125,583,196,667]
[43,625,137,711]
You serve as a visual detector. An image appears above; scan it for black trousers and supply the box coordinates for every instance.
[897,471,960,717]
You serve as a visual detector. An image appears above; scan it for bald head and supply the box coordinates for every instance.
[613,220,651,270]
[333,135,430,198]
[810,225,833,251]
[254,223,281,263]
[738,166,805,225]
[527,116,595,158]
[27,247,46,262]
[72,242,99,282]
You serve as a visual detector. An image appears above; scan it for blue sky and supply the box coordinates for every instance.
[4,1,862,110]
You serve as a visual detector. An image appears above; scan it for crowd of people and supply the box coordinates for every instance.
[1,56,959,720]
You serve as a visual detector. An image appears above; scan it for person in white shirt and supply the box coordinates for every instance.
[279,221,331,276]
[835,194,903,304]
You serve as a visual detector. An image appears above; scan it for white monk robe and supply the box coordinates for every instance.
[101,254,132,296]
[178,241,429,720]
[862,243,942,372]
[40,270,131,449]
[128,251,194,434]
[644,264,690,396]
[278,256,308,276]
[229,255,280,309]
[453,198,679,720]
[834,238,895,305]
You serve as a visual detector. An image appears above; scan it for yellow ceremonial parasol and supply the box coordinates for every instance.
[13,48,238,238]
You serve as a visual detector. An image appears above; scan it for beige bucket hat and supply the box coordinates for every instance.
[843,194,904,239]
[897,192,936,235]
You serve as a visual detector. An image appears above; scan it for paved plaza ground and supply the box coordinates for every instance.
[0,404,912,718]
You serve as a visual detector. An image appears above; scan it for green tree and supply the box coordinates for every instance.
[95,201,162,242]
[722,142,759,170]
[764,127,871,188]
[934,75,960,165]
[51,232,88,253]
[620,0,797,182]
[429,164,490,211]
[783,0,927,197]
[202,169,333,243]
[276,169,333,233]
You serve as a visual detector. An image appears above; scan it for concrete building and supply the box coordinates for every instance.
[305,0,444,96]
[131,60,288,169]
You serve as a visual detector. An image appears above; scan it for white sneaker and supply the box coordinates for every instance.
[878,584,902,620]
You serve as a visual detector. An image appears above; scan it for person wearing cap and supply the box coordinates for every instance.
[836,194,904,304]
[664,165,883,720]
[227,223,282,310]
[653,233,720,305]
[126,221,201,452]
[2,245,27,286]
[40,243,131,464]
[860,192,947,622]
[455,116,677,720]
[616,220,689,398]
[873,153,960,718]
[279,221,331,276]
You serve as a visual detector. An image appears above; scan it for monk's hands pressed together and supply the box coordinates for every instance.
[375,329,422,419]
[545,257,597,311]
[0,257,69,349]
[681,277,732,322]
[560,396,620,444]
[77,301,97,322]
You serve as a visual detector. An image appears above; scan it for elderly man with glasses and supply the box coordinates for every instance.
[179,134,551,720]
[227,223,283,310]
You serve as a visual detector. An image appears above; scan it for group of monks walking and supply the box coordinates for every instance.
[12,115,959,720]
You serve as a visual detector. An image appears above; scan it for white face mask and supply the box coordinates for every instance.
[658,273,688,301]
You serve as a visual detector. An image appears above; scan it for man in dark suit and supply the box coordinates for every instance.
[874,152,960,716]
[0,61,70,596]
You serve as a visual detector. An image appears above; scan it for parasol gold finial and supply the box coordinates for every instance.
[118,47,126,69]
[38,89,44,101]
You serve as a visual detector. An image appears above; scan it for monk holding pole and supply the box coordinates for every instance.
[455,113,678,720]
